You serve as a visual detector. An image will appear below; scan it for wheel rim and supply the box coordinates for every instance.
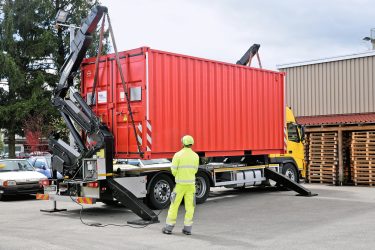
[153,180,171,203]
[285,169,296,182]
[195,176,207,199]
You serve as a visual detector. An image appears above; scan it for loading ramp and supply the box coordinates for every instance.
[264,168,317,197]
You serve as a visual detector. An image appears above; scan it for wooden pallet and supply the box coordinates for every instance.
[304,136,310,178]
[308,132,338,184]
[351,131,375,187]
[343,132,352,184]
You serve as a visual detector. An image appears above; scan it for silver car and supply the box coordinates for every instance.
[0,159,47,200]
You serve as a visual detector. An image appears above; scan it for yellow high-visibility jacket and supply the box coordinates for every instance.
[171,147,199,184]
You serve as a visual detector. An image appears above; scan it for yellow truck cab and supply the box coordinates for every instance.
[269,107,305,182]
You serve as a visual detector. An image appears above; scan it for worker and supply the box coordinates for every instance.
[162,135,199,235]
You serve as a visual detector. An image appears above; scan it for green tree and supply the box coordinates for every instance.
[0,0,108,157]
[0,132,4,152]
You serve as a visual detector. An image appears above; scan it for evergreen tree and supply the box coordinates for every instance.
[0,132,3,153]
[0,0,107,157]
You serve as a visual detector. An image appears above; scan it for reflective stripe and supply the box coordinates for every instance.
[166,218,176,225]
[36,194,49,200]
[170,166,197,170]
[147,134,152,144]
[137,135,142,144]
[147,121,152,132]
[175,179,195,184]
[184,221,193,227]
[165,224,174,231]
[177,166,197,169]
[77,197,93,204]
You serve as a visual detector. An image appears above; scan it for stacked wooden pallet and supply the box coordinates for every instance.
[308,132,338,184]
[304,135,310,178]
[351,131,375,186]
[343,132,352,184]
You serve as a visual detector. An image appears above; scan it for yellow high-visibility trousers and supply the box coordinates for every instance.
[165,184,196,228]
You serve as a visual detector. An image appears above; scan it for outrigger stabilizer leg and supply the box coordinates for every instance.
[40,200,67,213]
[107,178,159,225]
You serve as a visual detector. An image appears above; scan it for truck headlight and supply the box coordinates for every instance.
[3,180,17,186]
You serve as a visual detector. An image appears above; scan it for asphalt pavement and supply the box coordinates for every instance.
[0,184,374,250]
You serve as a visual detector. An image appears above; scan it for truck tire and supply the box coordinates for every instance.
[148,174,174,209]
[282,163,299,183]
[195,172,210,204]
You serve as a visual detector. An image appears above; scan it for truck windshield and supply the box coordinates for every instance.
[0,160,34,172]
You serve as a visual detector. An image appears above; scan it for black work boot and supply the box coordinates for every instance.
[162,224,174,235]
[182,225,192,235]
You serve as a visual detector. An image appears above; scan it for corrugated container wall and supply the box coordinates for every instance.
[278,52,375,117]
[81,47,285,159]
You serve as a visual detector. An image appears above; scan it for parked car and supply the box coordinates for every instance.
[15,152,30,159]
[29,151,51,157]
[28,156,63,179]
[0,159,47,200]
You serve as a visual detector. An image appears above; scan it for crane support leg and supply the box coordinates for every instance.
[264,168,317,197]
[107,178,159,225]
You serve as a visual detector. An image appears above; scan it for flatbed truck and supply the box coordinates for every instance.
[37,5,314,224]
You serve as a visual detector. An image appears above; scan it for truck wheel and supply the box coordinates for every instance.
[148,174,174,209]
[282,163,299,183]
[195,172,210,204]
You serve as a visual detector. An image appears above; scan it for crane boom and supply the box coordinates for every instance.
[49,5,112,178]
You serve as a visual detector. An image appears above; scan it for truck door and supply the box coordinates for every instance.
[286,123,304,171]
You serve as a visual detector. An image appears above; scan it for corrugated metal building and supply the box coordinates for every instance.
[278,50,375,117]
[277,51,375,186]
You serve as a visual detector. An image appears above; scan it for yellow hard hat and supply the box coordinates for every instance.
[181,135,194,146]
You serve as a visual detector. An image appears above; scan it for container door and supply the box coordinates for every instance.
[82,58,113,133]
[113,54,146,158]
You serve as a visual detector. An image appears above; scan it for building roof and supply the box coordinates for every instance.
[277,50,375,69]
[296,113,375,126]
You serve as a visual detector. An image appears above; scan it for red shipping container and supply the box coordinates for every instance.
[81,47,285,159]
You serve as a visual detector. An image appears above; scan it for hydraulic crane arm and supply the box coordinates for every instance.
[56,6,107,98]
[236,44,261,68]
[50,5,112,177]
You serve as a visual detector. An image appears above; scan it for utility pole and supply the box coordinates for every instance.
[363,28,375,50]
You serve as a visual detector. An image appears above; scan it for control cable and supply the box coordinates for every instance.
[70,196,169,228]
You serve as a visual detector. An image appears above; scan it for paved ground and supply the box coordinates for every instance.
[0,184,374,250]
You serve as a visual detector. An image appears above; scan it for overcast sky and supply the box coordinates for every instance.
[100,0,373,70]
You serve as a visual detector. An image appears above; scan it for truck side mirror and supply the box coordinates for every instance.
[299,125,305,142]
